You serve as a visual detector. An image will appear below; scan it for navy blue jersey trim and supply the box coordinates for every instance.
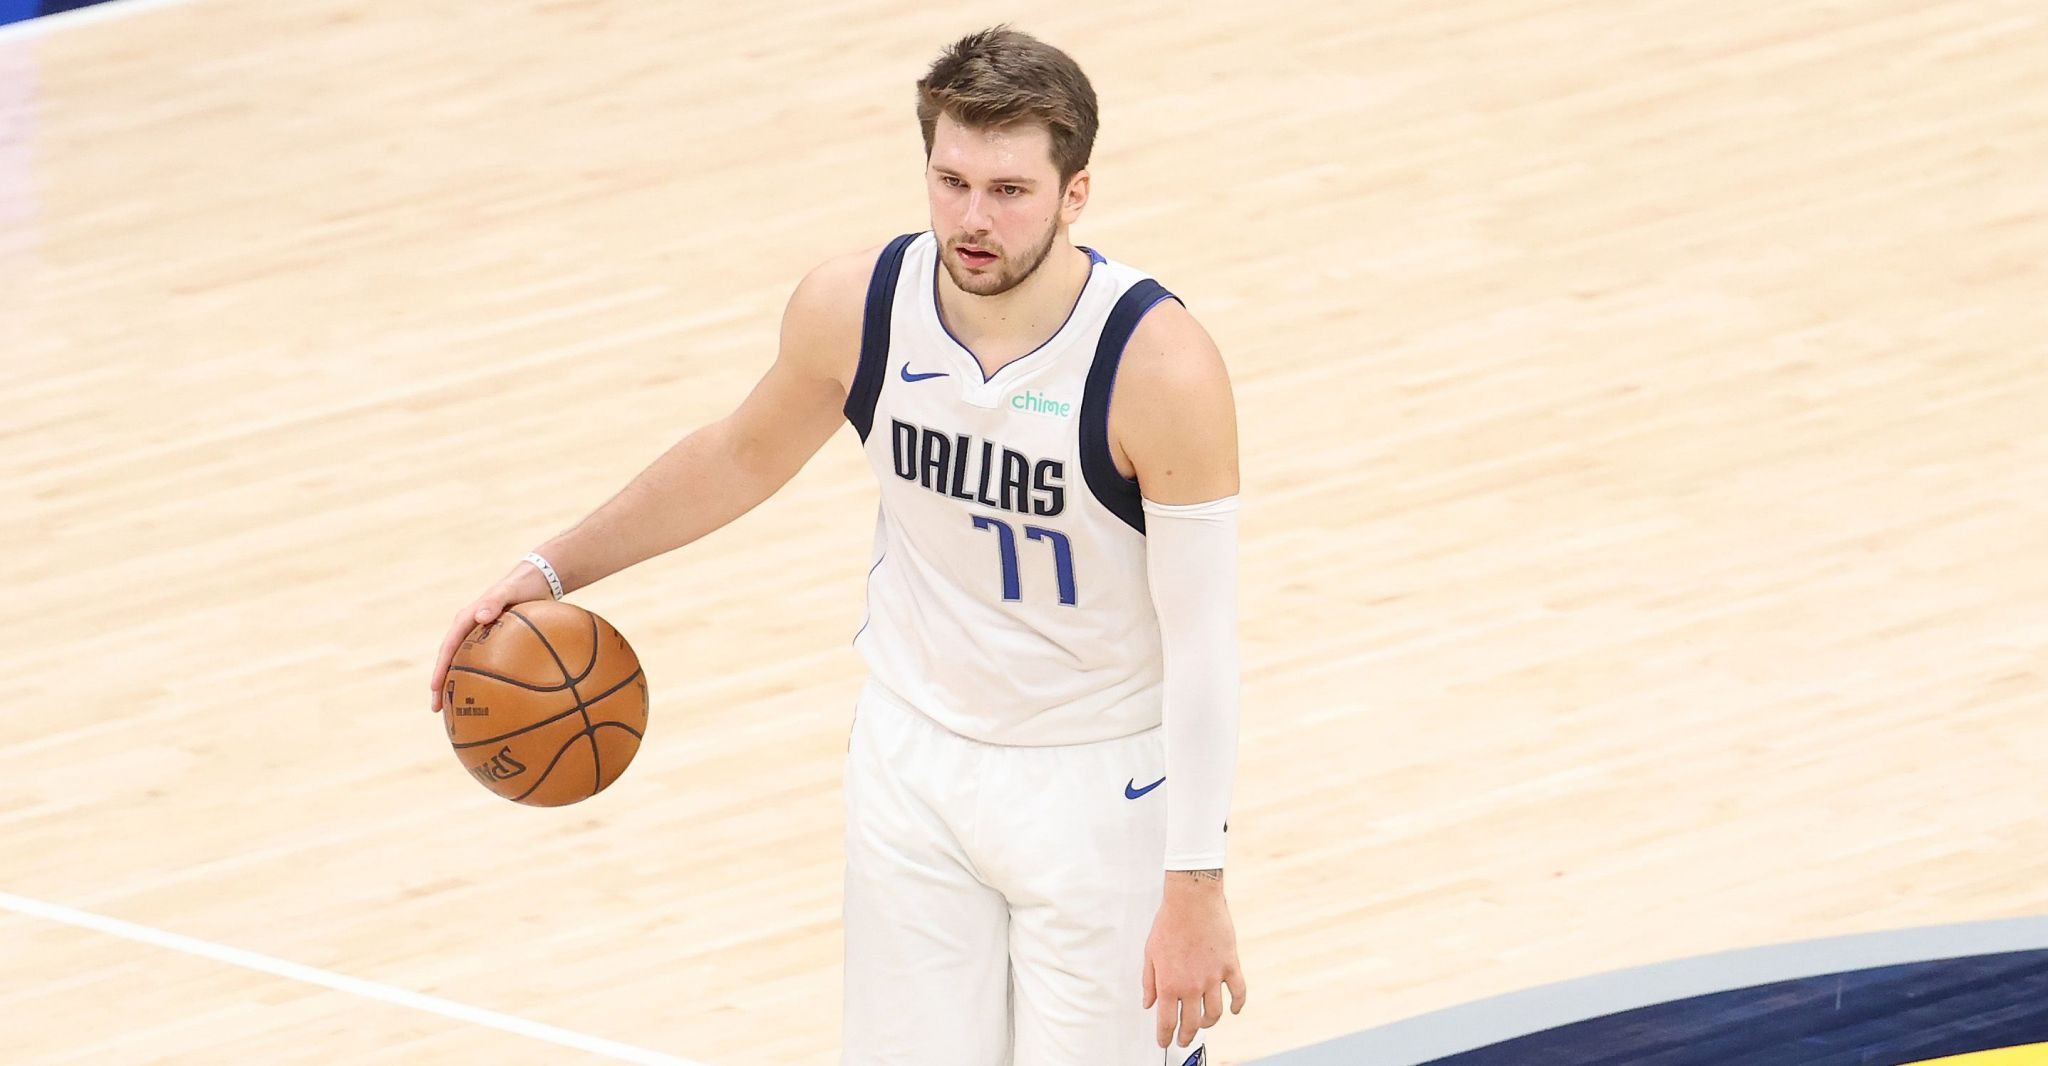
[1079,279,1180,535]
[843,233,921,441]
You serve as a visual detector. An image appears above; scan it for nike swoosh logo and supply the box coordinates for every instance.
[900,364,949,382]
[1125,775,1165,800]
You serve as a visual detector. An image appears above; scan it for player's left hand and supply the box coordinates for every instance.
[1142,870,1248,1049]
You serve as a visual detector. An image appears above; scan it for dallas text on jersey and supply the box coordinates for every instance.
[889,418,1065,517]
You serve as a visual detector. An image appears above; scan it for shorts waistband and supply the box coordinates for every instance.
[858,676,1160,750]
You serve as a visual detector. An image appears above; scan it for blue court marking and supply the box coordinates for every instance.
[1247,914,2048,1066]
[0,0,188,40]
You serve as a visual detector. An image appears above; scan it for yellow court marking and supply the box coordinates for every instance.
[1908,1045,2048,1066]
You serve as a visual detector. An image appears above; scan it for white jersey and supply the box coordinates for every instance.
[842,230,1181,747]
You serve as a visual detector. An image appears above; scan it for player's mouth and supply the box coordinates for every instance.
[957,246,998,269]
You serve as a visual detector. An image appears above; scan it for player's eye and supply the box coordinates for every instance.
[999,185,1023,196]
[940,175,964,188]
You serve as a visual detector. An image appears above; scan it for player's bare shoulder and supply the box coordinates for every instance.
[1110,299,1236,432]
[1108,297,1240,500]
[780,242,894,393]
[1119,299,1231,398]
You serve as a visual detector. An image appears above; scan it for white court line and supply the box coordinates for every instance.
[0,0,196,44]
[0,891,710,1066]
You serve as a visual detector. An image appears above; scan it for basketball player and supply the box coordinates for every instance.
[430,26,1246,1064]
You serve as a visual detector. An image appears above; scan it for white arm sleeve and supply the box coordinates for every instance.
[1142,494,1241,871]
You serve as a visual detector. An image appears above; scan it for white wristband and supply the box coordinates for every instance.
[522,551,564,600]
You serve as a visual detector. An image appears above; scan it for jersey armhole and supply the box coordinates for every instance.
[843,232,922,441]
[1078,279,1181,535]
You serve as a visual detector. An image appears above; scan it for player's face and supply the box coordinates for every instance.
[926,113,1079,297]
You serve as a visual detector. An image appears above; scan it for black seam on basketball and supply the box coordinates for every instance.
[506,720,646,803]
[446,665,576,692]
[504,607,601,792]
[508,726,588,803]
[589,720,643,740]
[575,613,604,782]
[504,608,576,683]
[452,668,643,749]
[579,611,600,681]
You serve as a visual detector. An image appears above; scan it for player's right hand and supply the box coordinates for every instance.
[429,562,556,712]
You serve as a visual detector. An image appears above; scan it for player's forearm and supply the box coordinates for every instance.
[530,417,788,595]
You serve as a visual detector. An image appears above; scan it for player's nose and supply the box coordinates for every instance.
[962,191,993,230]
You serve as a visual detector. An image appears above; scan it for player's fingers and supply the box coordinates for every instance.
[1155,997,1176,1049]
[1227,967,1247,1014]
[1176,993,1200,1048]
[429,633,462,711]
[1142,956,1157,1009]
[1200,983,1222,1029]
[429,611,486,711]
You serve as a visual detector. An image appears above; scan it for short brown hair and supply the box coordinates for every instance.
[916,26,1099,186]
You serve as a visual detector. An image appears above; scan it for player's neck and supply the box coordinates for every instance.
[935,241,1093,368]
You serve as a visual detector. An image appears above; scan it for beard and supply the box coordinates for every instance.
[940,218,1060,297]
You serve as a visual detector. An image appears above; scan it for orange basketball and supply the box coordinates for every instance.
[440,600,649,806]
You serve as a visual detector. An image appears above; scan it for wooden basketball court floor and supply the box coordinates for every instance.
[2,1,2044,1062]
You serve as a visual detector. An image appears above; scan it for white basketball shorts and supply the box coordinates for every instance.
[842,678,1209,1066]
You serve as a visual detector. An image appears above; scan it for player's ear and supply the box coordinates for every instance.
[1060,168,1090,226]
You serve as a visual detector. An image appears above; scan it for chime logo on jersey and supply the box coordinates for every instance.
[1010,389,1073,418]
[888,418,1065,517]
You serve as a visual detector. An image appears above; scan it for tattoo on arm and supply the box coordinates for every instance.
[1173,869,1223,883]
